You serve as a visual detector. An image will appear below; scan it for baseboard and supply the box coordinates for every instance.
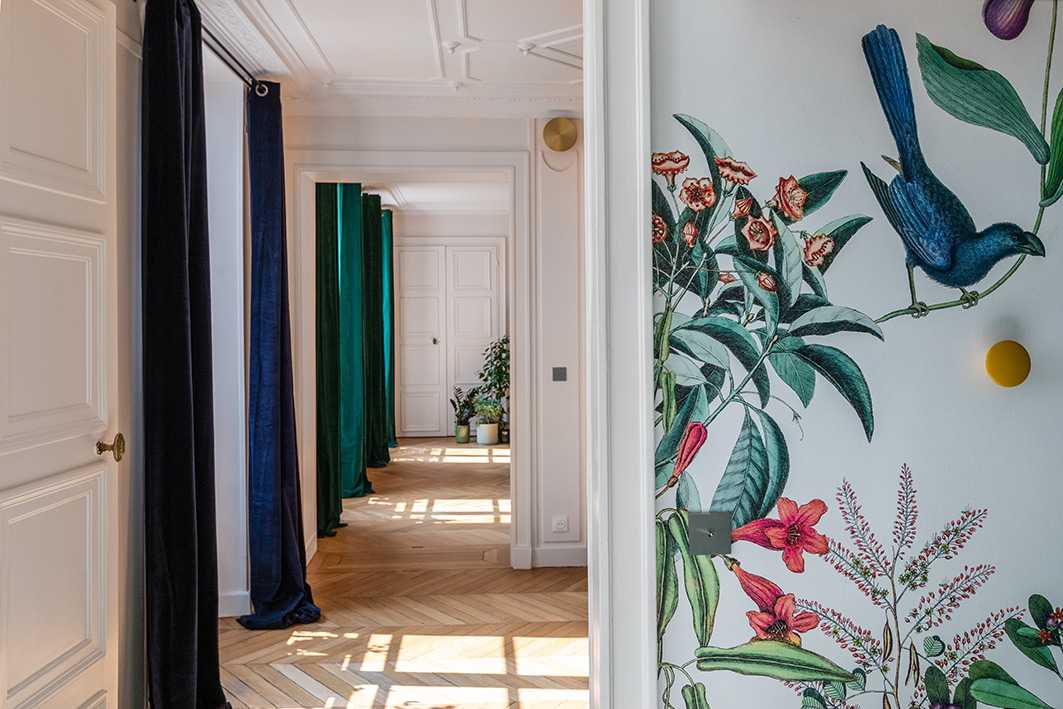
[218,590,251,618]
[531,543,588,568]
[510,544,532,569]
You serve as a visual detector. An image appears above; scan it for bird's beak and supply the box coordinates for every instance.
[1019,232,1046,256]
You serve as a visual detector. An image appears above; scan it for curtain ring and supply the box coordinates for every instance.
[254,82,269,97]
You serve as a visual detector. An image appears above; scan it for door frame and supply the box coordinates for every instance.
[393,236,508,439]
[583,0,656,705]
[286,153,533,567]
[286,0,654,701]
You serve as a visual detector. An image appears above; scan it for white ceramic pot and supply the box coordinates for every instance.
[476,422,499,446]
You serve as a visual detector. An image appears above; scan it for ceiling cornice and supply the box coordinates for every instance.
[199,0,582,117]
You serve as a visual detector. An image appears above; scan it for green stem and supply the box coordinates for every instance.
[702,335,777,429]
[877,0,1058,324]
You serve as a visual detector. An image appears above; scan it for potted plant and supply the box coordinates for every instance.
[477,336,510,442]
[473,397,503,446]
[449,386,478,444]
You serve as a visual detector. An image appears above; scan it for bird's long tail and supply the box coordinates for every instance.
[862,25,922,175]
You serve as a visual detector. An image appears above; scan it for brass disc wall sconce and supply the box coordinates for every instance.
[543,117,578,152]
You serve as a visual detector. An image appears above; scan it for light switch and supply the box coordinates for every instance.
[552,367,567,382]
[687,511,733,556]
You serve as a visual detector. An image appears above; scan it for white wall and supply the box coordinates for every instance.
[204,70,251,618]
[652,2,1063,707]
[283,114,587,566]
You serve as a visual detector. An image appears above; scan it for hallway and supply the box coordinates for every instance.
[218,438,589,708]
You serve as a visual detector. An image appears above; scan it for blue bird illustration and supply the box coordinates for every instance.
[860,25,1045,315]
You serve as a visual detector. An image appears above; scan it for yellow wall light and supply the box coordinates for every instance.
[985,340,1031,387]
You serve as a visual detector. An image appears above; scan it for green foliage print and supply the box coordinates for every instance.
[653,113,880,706]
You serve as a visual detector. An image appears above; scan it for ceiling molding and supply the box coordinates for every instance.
[200,0,582,116]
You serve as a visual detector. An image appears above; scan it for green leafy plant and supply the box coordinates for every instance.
[449,386,479,426]
[473,397,503,425]
[652,113,881,705]
[478,336,510,405]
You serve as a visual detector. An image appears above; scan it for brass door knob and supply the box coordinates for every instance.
[96,432,126,462]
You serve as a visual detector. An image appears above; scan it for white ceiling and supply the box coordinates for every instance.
[196,0,582,117]
[361,170,510,214]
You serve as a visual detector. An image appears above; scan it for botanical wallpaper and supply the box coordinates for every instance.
[652,2,1062,707]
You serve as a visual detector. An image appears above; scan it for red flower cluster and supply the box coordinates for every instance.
[731,563,819,646]
[652,214,667,245]
[680,177,717,212]
[715,156,757,185]
[773,175,809,221]
[731,498,829,573]
[756,272,778,293]
[802,233,835,267]
[651,150,689,188]
[682,221,698,247]
[718,272,737,285]
[732,197,754,219]
[741,216,776,252]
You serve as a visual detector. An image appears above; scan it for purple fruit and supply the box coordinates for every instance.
[983,0,1035,40]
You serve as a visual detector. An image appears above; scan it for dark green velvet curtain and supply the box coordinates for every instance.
[316,185,395,518]
[362,195,391,468]
[315,184,344,536]
[338,184,374,497]
[381,210,398,448]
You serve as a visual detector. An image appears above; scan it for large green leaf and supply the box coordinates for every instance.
[1043,86,1063,206]
[667,512,720,646]
[802,688,828,709]
[793,170,847,221]
[771,213,804,310]
[815,215,873,272]
[751,409,789,519]
[969,679,1052,709]
[924,666,950,705]
[695,641,855,683]
[768,335,816,407]
[656,520,679,664]
[788,305,884,340]
[1030,594,1053,629]
[917,34,1049,165]
[953,678,976,709]
[677,473,702,512]
[792,344,874,441]
[709,412,769,527]
[1006,618,1058,672]
[802,262,828,300]
[671,329,730,370]
[660,369,677,432]
[665,351,708,387]
[654,385,709,486]
[678,317,770,407]
[681,682,710,709]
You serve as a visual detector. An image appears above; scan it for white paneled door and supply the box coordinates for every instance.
[397,240,504,437]
[397,246,448,436]
[0,1,119,707]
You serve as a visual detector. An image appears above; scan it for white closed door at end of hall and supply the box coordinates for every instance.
[0,0,121,707]
[397,246,448,436]
[396,242,503,437]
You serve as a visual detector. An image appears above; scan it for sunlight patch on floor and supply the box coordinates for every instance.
[390,445,512,464]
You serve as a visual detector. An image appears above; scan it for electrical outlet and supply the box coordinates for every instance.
[551,515,569,533]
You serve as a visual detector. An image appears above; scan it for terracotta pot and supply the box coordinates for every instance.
[455,424,471,444]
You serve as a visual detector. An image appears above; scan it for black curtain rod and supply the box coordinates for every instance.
[201,24,268,95]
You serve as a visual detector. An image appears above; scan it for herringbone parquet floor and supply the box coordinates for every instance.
[219,438,590,709]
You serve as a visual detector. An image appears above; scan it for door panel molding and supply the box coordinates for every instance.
[0,216,108,454]
[0,463,107,708]
[0,0,112,203]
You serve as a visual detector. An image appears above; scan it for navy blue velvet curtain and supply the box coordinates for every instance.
[141,1,229,706]
[239,81,321,631]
